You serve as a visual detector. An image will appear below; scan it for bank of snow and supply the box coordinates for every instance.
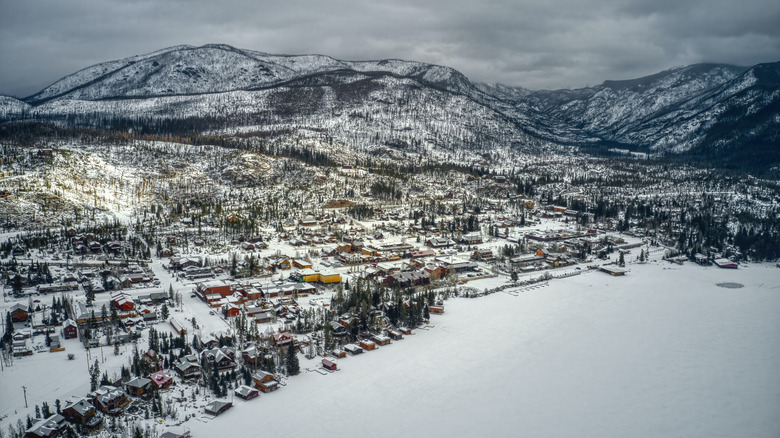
[189,262,780,438]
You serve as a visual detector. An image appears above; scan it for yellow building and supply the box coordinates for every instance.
[302,271,320,283]
[319,272,342,284]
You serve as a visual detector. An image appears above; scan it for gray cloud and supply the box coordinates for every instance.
[1,0,779,97]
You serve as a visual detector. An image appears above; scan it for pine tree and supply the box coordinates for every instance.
[3,311,15,345]
[41,402,51,418]
[90,359,100,391]
[285,344,300,375]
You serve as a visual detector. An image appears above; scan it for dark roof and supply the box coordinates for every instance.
[64,398,94,417]
[26,414,66,438]
[125,377,152,389]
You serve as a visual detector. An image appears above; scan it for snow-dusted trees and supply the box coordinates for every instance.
[285,343,300,376]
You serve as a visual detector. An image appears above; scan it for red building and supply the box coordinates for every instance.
[223,303,241,318]
[196,281,232,297]
[111,292,135,311]
[273,332,293,346]
[149,370,174,390]
[234,385,260,400]
[10,303,28,322]
[63,319,78,339]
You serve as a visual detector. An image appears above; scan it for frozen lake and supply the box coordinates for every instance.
[188,262,780,437]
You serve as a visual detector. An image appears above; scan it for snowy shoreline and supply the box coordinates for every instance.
[180,261,780,438]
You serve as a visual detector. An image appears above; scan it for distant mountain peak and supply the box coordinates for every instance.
[599,63,748,92]
[23,44,471,104]
[3,45,778,171]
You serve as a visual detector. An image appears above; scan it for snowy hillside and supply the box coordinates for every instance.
[484,63,780,160]
[24,45,194,103]
[24,44,470,103]
[0,95,31,118]
[3,44,779,169]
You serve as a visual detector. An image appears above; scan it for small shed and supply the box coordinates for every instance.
[344,344,363,355]
[48,334,62,351]
[713,258,738,269]
[599,266,627,276]
[386,329,404,341]
[204,400,233,416]
[234,385,260,400]
[359,339,377,351]
[170,318,186,335]
[322,358,338,371]
[428,305,444,314]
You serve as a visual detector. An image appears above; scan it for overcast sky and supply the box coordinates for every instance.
[1,0,779,98]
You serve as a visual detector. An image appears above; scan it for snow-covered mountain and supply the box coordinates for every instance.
[24,44,472,103]
[485,63,780,160]
[3,44,779,168]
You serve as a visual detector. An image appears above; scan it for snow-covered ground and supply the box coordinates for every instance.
[2,261,778,437]
[184,261,780,438]
[0,335,129,422]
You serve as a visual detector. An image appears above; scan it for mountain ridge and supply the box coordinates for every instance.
[3,44,779,171]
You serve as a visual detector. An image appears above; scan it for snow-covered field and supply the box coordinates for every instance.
[0,336,93,420]
[186,262,780,438]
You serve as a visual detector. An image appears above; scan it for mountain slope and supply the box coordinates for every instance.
[476,63,779,163]
[24,44,472,104]
[3,44,779,170]
[0,95,31,118]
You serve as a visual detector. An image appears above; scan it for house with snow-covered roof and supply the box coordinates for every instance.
[90,386,130,415]
[252,371,279,393]
[273,331,293,346]
[173,355,201,378]
[62,398,103,429]
[111,292,135,311]
[25,414,67,438]
[204,400,232,416]
[149,370,174,390]
[235,385,260,400]
[10,303,28,322]
[201,347,236,371]
[124,377,153,398]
